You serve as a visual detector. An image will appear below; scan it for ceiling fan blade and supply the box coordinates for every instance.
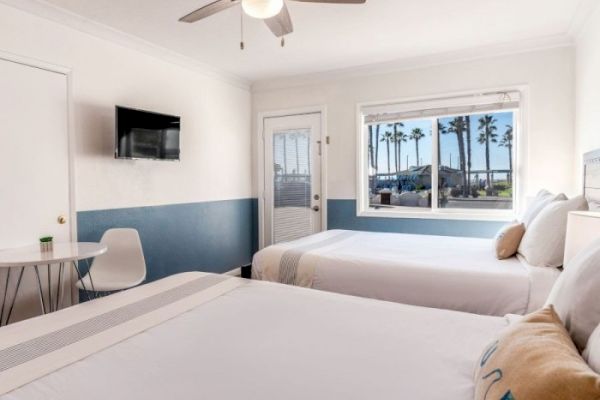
[179,0,240,23]
[264,3,294,37]
[289,0,365,3]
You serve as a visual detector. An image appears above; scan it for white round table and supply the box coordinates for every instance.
[0,242,107,325]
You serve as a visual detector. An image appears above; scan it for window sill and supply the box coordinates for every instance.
[357,208,515,222]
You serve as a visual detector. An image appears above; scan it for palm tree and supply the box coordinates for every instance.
[500,124,513,183]
[387,124,396,173]
[478,115,498,188]
[392,122,406,173]
[410,128,425,167]
[394,128,408,173]
[465,115,472,195]
[282,134,288,175]
[289,132,301,175]
[447,117,467,196]
[437,122,446,169]
[374,124,381,178]
[368,125,375,171]
[380,129,394,176]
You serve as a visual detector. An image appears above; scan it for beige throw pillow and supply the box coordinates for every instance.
[474,306,600,400]
[494,222,525,260]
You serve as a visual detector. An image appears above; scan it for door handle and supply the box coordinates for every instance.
[57,215,67,225]
[312,205,320,212]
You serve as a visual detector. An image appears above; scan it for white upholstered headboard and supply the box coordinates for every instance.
[584,149,600,211]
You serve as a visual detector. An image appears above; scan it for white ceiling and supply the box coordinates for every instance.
[35,0,586,82]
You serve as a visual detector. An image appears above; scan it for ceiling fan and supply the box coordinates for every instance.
[179,0,366,48]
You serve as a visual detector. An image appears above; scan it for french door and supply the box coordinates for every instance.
[263,113,323,246]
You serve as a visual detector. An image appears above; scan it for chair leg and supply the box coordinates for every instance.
[83,259,97,298]
[72,261,92,302]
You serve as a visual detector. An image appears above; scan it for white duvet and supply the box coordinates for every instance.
[253,230,560,316]
[0,273,511,400]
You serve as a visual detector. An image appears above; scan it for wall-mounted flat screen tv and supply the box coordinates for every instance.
[115,106,180,161]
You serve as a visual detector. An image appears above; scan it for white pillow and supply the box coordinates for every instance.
[583,323,600,373]
[518,195,588,267]
[546,237,600,350]
[519,189,567,227]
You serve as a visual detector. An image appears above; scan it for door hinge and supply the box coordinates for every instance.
[326,136,330,145]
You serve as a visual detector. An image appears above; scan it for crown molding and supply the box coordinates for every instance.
[568,0,600,39]
[1,0,584,93]
[0,0,251,91]
[251,34,574,93]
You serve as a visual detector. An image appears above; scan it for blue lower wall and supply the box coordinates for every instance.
[327,199,504,238]
[78,198,501,284]
[77,198,258,282]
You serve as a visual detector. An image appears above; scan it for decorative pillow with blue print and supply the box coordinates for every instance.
[473,306,600,400]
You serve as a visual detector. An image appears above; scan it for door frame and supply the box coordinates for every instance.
[257,106,328,250]
[0,50,77,299]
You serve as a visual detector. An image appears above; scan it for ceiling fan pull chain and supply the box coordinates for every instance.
[240,6,245,50]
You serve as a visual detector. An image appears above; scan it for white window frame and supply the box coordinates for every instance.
[356,87,528,221]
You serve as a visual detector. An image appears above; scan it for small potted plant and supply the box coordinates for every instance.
[39,236,54,252]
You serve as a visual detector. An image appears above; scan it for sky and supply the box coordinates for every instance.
[370,111,514,174]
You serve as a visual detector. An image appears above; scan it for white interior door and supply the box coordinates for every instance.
[0,56,72,321]
[263,113,322,246]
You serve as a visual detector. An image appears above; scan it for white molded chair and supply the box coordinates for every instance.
[76,228,146,293]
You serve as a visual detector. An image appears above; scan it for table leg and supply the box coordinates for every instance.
[47,264,53,313]
[72,261,92,302]
[33,265,47,314]
[83,258,97,299]
[5,267,24,325]
[56,262,64,311]
[0,268,11,326]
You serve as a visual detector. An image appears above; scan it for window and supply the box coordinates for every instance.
[358,91,520,219]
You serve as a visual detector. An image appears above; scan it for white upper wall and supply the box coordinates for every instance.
[253,47,576,200]
[574,4,600,188]
[0,3,252,211]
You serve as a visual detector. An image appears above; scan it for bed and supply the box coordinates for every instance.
[0,272,513,400]
[252,230,561,316]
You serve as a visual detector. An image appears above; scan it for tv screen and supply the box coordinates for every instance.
[115,106,180,160]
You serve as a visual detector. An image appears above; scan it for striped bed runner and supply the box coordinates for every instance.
[278,230,356,285]
[0,273,245,395]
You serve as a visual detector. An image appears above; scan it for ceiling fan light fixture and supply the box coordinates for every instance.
[241,0,283,19]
